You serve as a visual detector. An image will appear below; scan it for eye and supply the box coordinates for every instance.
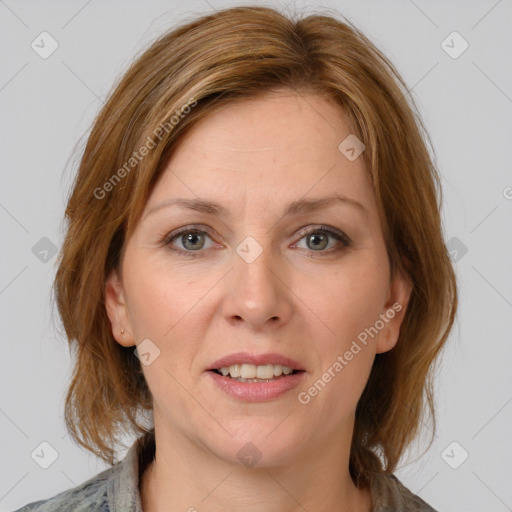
[161,224,351,258]
[163,226,218,256]
[293,226,351,254]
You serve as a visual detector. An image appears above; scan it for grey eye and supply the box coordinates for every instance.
[181,231,206,250]
[306,232,329,250]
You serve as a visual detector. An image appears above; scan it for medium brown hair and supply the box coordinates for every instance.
[54,5,457,487]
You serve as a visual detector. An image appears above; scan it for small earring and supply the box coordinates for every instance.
[121,328,125,335]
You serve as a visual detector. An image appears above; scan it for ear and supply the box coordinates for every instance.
[375,269,412,354]
[104,269,136,347]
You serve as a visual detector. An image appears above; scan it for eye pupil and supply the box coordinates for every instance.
[183,232,204,250]
[307,232,328,250]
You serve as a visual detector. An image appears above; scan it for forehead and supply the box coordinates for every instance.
[146,91,374,215]
[175,91,349,164]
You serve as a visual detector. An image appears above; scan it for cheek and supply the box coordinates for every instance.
[122,257,209,418]
[311,256,389,347]
[122,253,216,387]
[297,252,387,411]
[123,253,205,340]
[299,269,382,422]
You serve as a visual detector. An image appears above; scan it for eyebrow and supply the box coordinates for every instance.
[144,194,367,220]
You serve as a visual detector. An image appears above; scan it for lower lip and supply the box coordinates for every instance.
[206,370,305,402]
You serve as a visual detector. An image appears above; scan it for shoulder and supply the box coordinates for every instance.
[370,472,439,512]
[11,464,115,512]
[12,431,153,512]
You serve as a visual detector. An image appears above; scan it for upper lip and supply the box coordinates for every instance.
[206,352,305,371]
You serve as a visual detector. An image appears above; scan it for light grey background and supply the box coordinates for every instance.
[1,0,511,510]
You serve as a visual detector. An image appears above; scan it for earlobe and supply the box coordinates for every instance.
[375,270,413,354]
[104,269,135,347]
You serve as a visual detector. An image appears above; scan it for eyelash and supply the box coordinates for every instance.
[161,224,352,259]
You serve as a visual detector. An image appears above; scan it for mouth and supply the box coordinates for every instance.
[205,352,306,401]
[209,363,304,383]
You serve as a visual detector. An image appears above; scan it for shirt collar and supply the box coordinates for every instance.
[107,429,156,511]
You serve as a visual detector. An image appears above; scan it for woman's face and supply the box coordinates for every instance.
[106,90,411,467]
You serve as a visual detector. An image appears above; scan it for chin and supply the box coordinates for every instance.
[202,420,309,469]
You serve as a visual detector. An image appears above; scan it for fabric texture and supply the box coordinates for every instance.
[14,432,438,511]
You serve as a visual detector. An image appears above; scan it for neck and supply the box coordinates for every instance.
[140,417,372,512]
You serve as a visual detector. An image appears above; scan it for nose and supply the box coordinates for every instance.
[221,242,293,331]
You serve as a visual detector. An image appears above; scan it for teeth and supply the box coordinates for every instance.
[240,363,256,379]
[218,363,295,380]
[256,364,274,379]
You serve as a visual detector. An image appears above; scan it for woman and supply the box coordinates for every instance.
[16,5,457,511]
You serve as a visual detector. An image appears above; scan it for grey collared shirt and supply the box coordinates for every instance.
[14,432,438,511]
